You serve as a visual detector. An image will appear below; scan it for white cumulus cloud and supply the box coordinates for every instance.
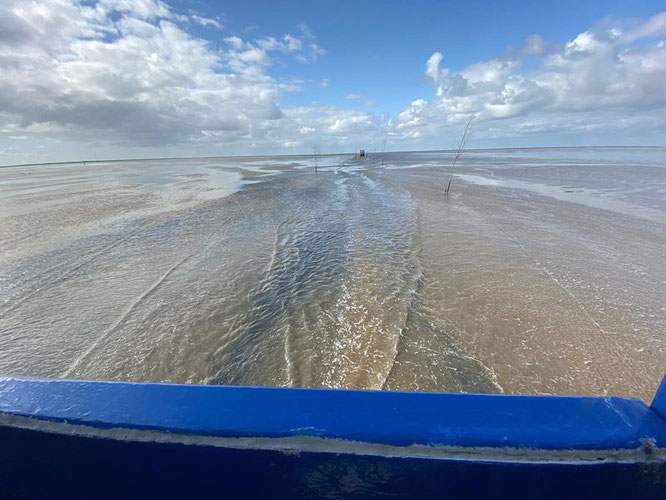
[394,12,666,145]
[0,0,330,155]
[1,3,665,163]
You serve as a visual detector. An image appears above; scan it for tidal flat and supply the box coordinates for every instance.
[1,148,664,401]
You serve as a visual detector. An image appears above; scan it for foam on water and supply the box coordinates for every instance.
[455,173,664,223]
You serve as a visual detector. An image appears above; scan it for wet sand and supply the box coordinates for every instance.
[0,148,664,401]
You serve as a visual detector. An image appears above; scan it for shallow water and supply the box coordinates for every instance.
[1,148,664,400]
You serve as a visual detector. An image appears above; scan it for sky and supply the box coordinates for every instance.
[1,0,666,165]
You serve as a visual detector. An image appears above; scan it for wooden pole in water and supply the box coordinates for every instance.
[444,117,472,196]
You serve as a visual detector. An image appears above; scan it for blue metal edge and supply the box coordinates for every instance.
[1,374,665,452]
[651,375,666,422]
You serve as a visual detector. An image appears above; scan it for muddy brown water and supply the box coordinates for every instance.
[1,148,664,401]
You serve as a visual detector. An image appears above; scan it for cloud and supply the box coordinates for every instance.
[345,93,375,107]
[295,23,326,62]
[282,105,384,149]
[191,14,223,29]
[0,0,327,150]
[521,35,554,56]
[395,12,666,144]
[1,3,664,162]
[425,52,444,82]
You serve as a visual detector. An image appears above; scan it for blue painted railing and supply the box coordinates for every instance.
[1,375,665,498]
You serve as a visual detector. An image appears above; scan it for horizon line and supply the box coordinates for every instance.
[2,144,665,169]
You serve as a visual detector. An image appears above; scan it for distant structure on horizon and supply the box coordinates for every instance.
[359,149,365,157]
